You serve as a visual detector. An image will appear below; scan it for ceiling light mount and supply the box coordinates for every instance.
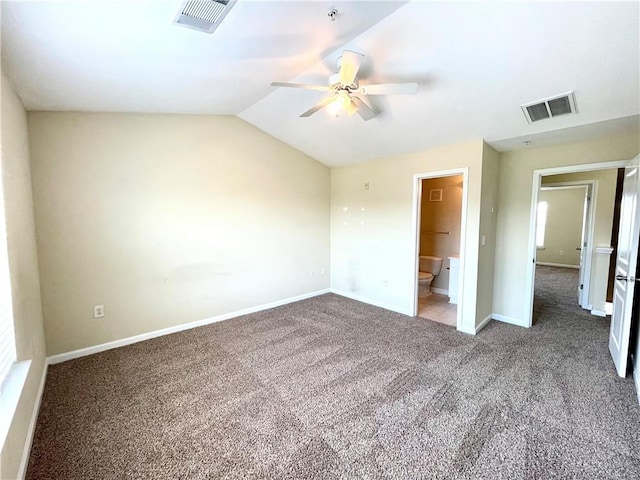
[327,9,338,22]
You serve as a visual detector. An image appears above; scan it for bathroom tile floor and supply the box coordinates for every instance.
[417,293,457,327]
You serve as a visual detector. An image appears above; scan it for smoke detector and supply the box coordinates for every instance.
[521,91,578,123]
[174,0,237,34]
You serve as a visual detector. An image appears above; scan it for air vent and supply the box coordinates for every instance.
[521,91,578,123]
[174,0,237,34]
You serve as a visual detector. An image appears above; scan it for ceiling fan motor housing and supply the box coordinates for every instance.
[328,73,357,92]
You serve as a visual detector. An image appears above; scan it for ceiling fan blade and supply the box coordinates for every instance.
[299,96,337,117]
[351,96,377,121]
[339,50,364,86]
[344,98,359,116]
[356,83,419,95]
[271,82,329,92]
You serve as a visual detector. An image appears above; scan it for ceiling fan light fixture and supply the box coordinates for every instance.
[326,91,358,117]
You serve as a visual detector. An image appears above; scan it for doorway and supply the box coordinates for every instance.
[411,169,467,330]
[535,182,594,310]
[525,160,630,327]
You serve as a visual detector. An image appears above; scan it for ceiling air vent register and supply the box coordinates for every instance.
[521,91,577,123]
[174,0,237,34]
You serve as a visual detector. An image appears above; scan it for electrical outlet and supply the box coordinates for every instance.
[320,268,325,275]
[481,235,487,246]
[93,305,104,319]
[310,269,314,276]
[364,182,370,190]
[560,250,565,256]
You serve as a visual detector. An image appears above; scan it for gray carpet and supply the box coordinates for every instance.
[26,267,640,479]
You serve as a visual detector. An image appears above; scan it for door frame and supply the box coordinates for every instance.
[524,159,631,327]
[411,167,469,333]
[538,181,595,309]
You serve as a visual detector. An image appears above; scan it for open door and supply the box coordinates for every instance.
[577,185,592,307]
[609,155,640,377]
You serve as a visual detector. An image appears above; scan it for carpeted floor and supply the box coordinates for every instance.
[26,267,640,479]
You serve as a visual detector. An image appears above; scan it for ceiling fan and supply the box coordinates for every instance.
[271,50,419,121]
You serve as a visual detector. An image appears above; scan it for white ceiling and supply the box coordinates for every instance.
[2,1,639,167]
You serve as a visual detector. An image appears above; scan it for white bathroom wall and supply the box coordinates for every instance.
[28,112,331,355]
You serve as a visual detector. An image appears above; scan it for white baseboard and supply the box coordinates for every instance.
[431,287,449,296]
[329,289,412,316]
[590,309,607,317]
[634,363,640,406]
[536,262,580,269]
[48,289,331,365]
[458,314,492,336]
[17,361,48,480]
[492,313,529,328]
[457,324,475,335]
[475,314,492,334]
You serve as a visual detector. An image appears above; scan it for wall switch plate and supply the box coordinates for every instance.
[93,305,104,319]
[481,235,487,246]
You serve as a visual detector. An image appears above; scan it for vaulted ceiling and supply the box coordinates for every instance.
[2,1,638,166]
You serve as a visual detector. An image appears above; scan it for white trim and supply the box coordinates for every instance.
[48,289,330,364]
[431,287,449,296]
[634,362,640,406]
[492,313,529,328]
[591,309,607,317]
[536,262,580,269]
[411,167,469,334]
[524,159,631,328]
[595,246,614,255]
[458,315,491,335]
[16,361,48,480]
[475,314,492,334]
[330,289,412,316]
[0,360,31,452]
[540,184,589,191]
[457,324,475,335]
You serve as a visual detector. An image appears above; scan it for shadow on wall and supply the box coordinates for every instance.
[420,175,463,291]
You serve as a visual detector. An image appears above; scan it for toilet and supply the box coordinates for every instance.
[418,255,443,297]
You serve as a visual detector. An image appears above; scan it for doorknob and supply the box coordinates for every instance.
[616,275,628,281]
[576,247,582,251]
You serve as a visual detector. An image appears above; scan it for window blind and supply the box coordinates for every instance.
[0,177,16,389]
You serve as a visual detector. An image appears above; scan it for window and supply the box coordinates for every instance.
[536,201,548,248]
[0,176,16,390]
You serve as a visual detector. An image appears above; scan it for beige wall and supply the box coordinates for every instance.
[542,168,618,248]
[493,130,640,324]
[28,113,330,355]
[419,175,463,291]
[477,142,499,326]
[537,187,585,265]
[330,139,487,334]
[1,74,47,479]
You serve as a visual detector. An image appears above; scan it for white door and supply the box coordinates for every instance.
[578,186,590,306]
[609,155,640,377]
